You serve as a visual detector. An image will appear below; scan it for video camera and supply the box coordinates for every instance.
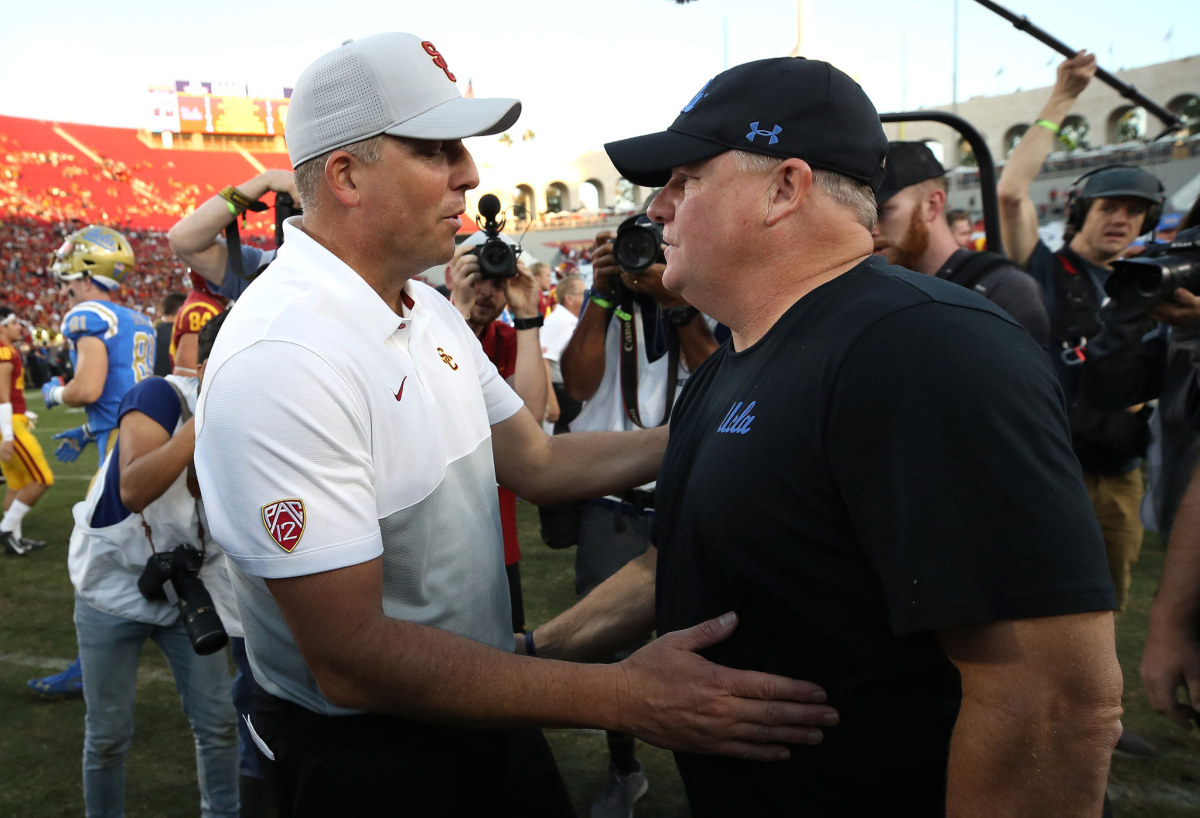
[467,194,521,280]
[1104,226,1200,320]
[137,545,228,655]
[611,215,665,275]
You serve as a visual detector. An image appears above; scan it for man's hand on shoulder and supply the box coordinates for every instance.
[616,612,835,760]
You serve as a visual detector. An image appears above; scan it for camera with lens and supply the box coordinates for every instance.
[137,545,228,655]
[611,215,665,275]
[1104,226,1200,321]
[467,194,520,280]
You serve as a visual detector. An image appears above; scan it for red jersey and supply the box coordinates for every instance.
[170,291,225,364]
[0,341,26,415]
[478,320,518,380]
[538,288,557,318]
[478,320,520,564]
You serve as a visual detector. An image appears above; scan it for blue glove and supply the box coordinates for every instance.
[53,423,95,463]
[41,376,65,410]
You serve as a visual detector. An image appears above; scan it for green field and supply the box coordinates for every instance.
[1,391,1198,817]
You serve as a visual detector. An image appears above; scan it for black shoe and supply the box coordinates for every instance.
[2,530,29,556]
[1113,728,1157,759]
[20,538,46,550]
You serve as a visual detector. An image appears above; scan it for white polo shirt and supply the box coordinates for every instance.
[195,217,524,716]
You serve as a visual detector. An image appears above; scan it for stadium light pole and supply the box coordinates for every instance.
[952,0,959,115]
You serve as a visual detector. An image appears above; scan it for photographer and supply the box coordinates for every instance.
[166,169,294,301]
[559,223,718,816]
[448,234,547,633]
[998,52,1178,616]
[872,142,1050,348]
[69,318,241,816]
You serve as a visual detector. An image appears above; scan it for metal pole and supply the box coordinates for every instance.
[952,0,959,115]
[971,0,1181,136]
[723,16,728,70]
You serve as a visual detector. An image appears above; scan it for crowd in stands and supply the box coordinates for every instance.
[0,215,272,328]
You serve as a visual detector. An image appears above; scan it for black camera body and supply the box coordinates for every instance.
[612,215,665,275]
[467,194,520,280]
[275,191,302,248]
[137,545,228,655]
[1104,226,1200,321]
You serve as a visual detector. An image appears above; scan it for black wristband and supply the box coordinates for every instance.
[524,630,537,657]
[512,315,544,330]
[666,305,700,326]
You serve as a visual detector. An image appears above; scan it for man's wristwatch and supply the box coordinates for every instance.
[512,315,544,330]
[665,305,700,326]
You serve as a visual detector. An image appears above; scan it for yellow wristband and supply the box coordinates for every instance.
[1035,119,1060,135]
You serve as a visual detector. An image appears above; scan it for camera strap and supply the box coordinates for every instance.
[942,251,1012,293]
[224,219,258,283]
[1051,252,1104,350]
[139,379,205,556]
[618,292,679,429]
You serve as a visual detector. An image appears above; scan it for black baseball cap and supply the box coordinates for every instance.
[1078,165,1164,204]
[604,57,889,191]
[875,141,946,205]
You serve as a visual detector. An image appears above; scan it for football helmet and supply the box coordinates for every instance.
[50,226,135,291]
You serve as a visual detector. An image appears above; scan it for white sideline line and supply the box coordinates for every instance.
[0,652,175,684]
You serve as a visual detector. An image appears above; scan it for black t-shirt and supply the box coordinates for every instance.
[937,248,1051,350]
[653,255,1116,816]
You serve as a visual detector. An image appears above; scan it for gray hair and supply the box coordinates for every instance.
[732,150,877,230]
[557,273,585,297]
[294,135,387,215]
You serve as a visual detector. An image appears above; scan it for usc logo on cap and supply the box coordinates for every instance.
[421,42,456,83]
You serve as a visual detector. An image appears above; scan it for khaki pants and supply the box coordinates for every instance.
[1083,470,1144,611]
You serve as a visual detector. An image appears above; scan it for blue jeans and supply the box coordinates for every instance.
[74,595,239,818]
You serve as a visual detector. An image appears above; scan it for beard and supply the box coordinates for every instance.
[887,206,931,271]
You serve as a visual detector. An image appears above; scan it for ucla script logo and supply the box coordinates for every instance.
[718,401,756,435]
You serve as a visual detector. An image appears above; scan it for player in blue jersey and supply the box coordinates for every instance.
[40,226,155,468]
[31,225,156,697]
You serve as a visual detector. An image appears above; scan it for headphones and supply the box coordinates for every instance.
[1064,164,1165,235]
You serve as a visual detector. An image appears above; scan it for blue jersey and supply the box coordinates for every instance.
[62,300,156,433]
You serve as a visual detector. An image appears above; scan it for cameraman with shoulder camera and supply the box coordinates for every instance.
[559,218,718,816]
[447,231,548,633]
[167,169,296,301]
[69,310,241,816]
[998,51,1183,613]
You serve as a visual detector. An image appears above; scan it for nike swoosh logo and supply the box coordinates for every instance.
[394,376,408,402]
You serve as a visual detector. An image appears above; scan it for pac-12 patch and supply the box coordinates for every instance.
[262,499,306,553]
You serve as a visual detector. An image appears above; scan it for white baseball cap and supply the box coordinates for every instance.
[286,33,521,167]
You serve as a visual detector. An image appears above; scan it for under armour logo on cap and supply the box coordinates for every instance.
[682,81,711,114]
[747,122,781,145]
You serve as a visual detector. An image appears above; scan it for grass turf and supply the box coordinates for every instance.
[0,390,1197,816]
